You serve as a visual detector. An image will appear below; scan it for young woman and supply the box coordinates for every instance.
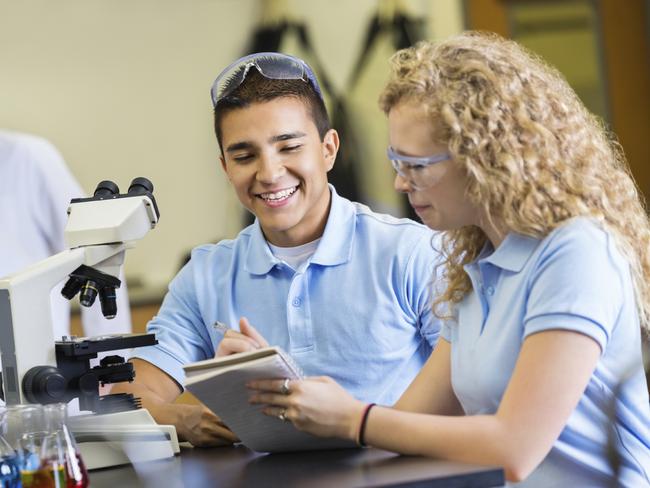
[248,32,650,486]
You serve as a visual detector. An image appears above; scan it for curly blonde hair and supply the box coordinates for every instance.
[379,31,650,335]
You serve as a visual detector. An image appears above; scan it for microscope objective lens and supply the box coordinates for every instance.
[79,281,99,307]
[99,286,118,319]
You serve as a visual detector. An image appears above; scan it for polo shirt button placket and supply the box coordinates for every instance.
[286,271,314,351]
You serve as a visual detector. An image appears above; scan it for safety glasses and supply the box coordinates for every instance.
[387,146,451,190]
[211,52,324,108]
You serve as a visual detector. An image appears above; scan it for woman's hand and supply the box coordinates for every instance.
[247,376,367,441]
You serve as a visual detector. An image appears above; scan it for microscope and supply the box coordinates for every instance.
[0,178,178,469]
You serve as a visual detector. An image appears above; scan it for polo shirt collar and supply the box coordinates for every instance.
[310,185,354,266]
[479,232,540,273]
[244,219,279,275]
[244,185,353,275]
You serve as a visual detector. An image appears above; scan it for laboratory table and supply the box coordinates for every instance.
[89,444,505,487]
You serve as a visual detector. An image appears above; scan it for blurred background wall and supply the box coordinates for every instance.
[0,0,462,302]
[465,0,650,206]
[0,0,648,328]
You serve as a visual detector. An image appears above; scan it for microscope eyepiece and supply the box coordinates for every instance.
[93,180,120,198]
[127,177,154,195]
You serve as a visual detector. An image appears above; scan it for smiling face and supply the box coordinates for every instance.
[220,97,339,247]
[388,101,480,232]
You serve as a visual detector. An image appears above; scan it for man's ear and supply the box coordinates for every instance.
[322,129,340,172]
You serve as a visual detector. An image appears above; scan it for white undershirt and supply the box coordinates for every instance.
[268,238,321,271]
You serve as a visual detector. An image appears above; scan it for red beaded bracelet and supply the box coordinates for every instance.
[356,403,376,447]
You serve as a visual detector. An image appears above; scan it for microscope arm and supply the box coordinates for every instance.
[0,244,128,405]
[0,178,178,470]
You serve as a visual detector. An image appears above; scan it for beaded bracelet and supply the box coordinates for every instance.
[356,403,376,447]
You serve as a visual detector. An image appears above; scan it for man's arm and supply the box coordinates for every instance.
[111,358,238,447]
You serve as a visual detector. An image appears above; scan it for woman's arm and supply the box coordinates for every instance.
[249,329,600,482]
[393,339,463,415]
[363,330,601,481]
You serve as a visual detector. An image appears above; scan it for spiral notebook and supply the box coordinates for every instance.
[183,346,355,452]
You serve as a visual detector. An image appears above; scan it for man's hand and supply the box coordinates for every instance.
[172,403,239,447]
[111,359,239,447]
[216,317,269,356]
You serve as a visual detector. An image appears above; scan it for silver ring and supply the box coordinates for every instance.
[280,378,291,395]
[278,409,288,422]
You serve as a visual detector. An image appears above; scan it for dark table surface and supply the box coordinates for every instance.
[89,444,504,488]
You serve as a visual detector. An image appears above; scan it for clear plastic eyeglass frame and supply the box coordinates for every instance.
[210,52,323,107]
[387,146,451,190]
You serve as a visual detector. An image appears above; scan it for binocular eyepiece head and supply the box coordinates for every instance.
[64,177,158,320]
[93,177,154,199]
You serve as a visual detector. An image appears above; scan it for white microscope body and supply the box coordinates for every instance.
[0,178,178,469]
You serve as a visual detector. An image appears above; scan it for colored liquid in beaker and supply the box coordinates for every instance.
[0,454,21,488]
[21,464,65,488]
[65,453,88,488]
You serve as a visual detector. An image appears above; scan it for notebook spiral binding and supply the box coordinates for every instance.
[278,349,305,378]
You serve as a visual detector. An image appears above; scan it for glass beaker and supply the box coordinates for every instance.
[43,404,88,488]
[3,404,66,487]
[3,404,46,452]
[0,409,21,488]
[20,431,65,488]
[4,403,46,485]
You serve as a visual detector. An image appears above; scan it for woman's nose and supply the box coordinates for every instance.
[394,172,412,193]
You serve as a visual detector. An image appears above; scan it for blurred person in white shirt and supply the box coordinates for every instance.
[0,129,131,346]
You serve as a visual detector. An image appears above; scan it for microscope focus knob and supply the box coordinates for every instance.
[22,366,67,404]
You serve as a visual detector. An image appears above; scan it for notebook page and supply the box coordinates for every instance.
[184,347,280,377]
[185,354,290,384]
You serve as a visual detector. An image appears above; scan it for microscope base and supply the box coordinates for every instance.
[68,408,179,470]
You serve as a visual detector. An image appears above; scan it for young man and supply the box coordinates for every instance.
[113,53,441,446]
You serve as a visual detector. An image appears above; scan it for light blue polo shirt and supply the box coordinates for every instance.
[442,218,650,486]
[132,186,442,405]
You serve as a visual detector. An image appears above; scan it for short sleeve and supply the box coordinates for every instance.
[523,220,627,353]
[405,231,444,347]
[441,317,455,343]
[130,254,214,388]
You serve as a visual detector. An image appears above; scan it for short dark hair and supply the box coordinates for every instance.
[214,70,330,153]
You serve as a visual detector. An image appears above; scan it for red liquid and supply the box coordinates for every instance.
[65,454,88,488]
